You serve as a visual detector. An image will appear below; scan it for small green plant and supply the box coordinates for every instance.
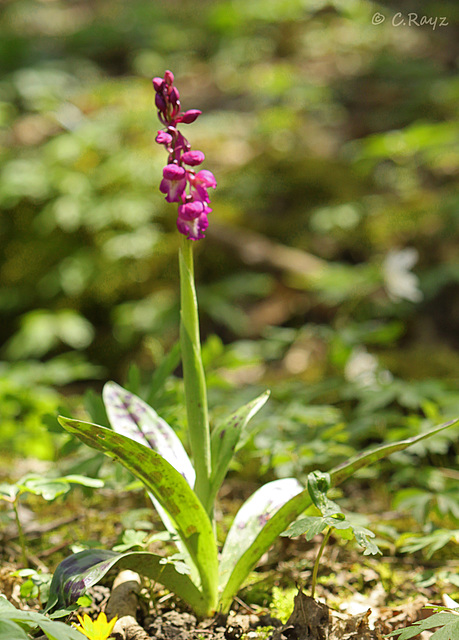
[282,471,381,597]
[0,474,104,566]
[385,604,459,639]
[0,596,84,640]
[11,568,52,607]
[46,72,459,619]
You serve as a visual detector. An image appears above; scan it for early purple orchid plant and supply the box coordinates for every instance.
[46,72,458,619]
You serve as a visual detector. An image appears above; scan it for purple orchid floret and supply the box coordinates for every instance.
[177,211,209,241]
[189,170,217,203]
[160,164,187,203]
[153,70,216,240]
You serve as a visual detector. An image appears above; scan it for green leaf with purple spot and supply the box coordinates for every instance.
[103,382,198,572]
[103,382,195,569]
[45,548,208,617]
[103,381,195,487]
[57,416,218,610]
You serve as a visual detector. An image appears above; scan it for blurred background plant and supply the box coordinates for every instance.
[1,0,459,528]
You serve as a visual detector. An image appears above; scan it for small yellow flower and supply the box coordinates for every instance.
[72,612,118,640]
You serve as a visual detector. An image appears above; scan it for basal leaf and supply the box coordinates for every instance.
[102,383,198,575]
[46,549,209,618]
[57,416,218,609]
[210,391,270,502]
[219,478,303,589]
[103,382,195,487]
[146,340,181,404]
[219,418,458,612]
[330,418,458,487]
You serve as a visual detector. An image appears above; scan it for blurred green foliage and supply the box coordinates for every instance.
[0,0,459,483]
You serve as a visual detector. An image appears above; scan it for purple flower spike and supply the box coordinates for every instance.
[153,71,216,239]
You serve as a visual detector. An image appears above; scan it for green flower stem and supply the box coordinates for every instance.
[13,498,28,567]
[310,527,333,599]
[179,237,212,514]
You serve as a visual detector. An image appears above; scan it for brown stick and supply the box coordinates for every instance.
[105,570,150,640]
[1,515,80,542]
[207,222,326,278]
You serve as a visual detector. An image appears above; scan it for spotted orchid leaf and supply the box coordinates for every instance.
[329,417,457,486]
[209,391,270,504]
[57,416,218,610]
[219,418,458,610]
[103,381,195,487]
[45,548,209,618]
[102,382,197,576]
[219,478,303,588]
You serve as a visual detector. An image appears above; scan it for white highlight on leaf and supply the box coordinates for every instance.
[219,478,303,587]
[103,382,195,487]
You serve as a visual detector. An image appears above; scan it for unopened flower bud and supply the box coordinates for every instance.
[179,109,202,124]
[164,70,174,85]
[152,77,164,92]
[155,93,167,112]
[156,131,173,145]
[169,87,180,105]
[182,150,205,166]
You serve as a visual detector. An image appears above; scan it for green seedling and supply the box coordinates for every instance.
[282,471,381,597]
